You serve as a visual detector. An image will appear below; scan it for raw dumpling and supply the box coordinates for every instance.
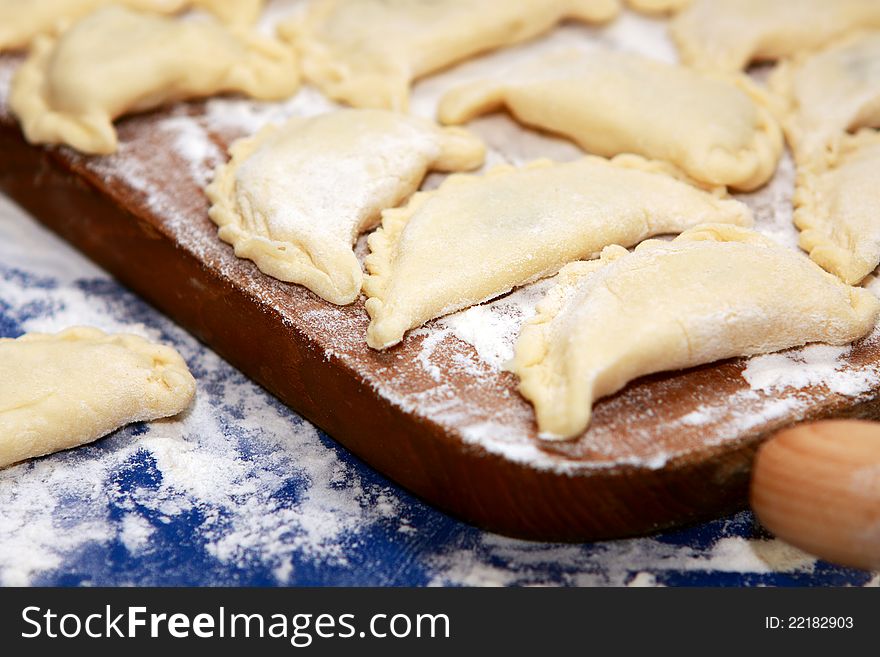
[512,225,880,440]
[794,130,880,285]
[9,5,298,155]
[207,109,485,305]
[364,157,753,350]
[625,0,689,15]
[438,49,782,191]
[0,327,196,468]
[769,31,880,162]
[192,0,264,25]
[0,0,264,52]
[280,0,620,111]
[671,0,880,73]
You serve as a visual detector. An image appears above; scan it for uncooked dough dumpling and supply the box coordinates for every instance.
[794,130,880,285]
[769,31,880,162]
[512,225,880,440]
[0,327,196,469]
[671,0,880,73]
[625,0,689,15]
[364,157,753,350]
[192,0,264,26]
[0,0,264,52]
[439,49,783,191]
[206,109,486,305]
[281,0,620,111]
[9,5,298,155]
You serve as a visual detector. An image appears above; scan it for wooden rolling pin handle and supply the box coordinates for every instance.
[750,419,880,572]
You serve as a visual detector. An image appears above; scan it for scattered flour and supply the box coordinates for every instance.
[427,528,818,587]
[204,85,339,137]
[743,343,879,396]
[437,280,553,371]
[119,514,155,555]
[0,456,115,586]
[0,195,406,586]
[158,114,224,186]
[627,572,661,587]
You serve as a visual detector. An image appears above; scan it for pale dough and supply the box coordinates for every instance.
[206,109,485,305]
[9,5,298,155]
[625,0,689,15]
[280,0,620,111]
[438,49,783,191]
[671,0,880,73]
[0,0,264,52]
[769,31,880,163]
[794,130,880,286]
[192,0,264,26]
[512,225,880,440]
[364,157,753,350]
[0,327,196,469]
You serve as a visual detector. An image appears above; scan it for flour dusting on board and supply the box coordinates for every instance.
[158,114,224,187]
[436,279,554,371]
[743,343,879,396]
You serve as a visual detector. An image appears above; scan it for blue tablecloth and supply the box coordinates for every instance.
[0,194,876,587]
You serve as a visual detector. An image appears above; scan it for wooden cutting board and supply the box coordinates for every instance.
[3,45,880,541]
